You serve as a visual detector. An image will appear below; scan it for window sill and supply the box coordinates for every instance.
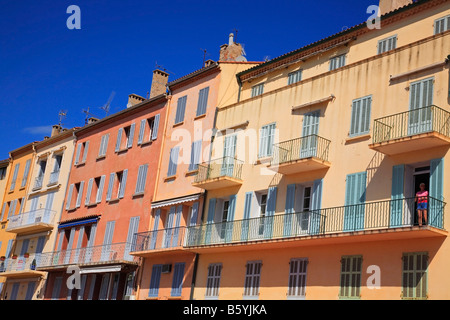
[47,181,59,188]
[173,121,184,128]
[255,156,272,165]
[338,296,361,300]
[96,155,106,161]
[345,133,371,144]
[132,192,145,199]
[242,295,260,300]
[185,170,199,177]
[194,114,206,121]
[19,186,26,191]
[116,148,129,154]
[108,198,120,204]
[287,296,306,300]
[140,140,153,147]
[67,207,77,212]
[164,176,177,182]
[168,296,182,300]
[74,162,86,167]
[85,202,98,208]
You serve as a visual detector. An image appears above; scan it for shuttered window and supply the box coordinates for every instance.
[196,87,210,116]
[259,123,276,158]
[251,83,264,98]
[135,164,149,194]
[10,163,20,191]
[52,277,63,300]
[21,159,31,188]
[329,54,346,71]
[171,262,185,297]
[350,96,372,137]
[75,142,89,165]
[115,128,123,152]
[126,123,135,148]
[66,184,74,210]
[0,203,6,221]
[175,96,187,124]
[81,141,89,163]
[98,134,109,157]
[339,255,362,299]
[402,252,428,300]
[378,35,397,54]
[288,258,308,299]
[148,264,163,298]
[189,140,202,171]
[85,178,94,206]
[434,15,450,34]
[243,261,262,298]
[205,263,222,298]
[118,169,128,199]
[96,175,106,203]
[167,147,180,177]
[75,181,85,208]
[288,69,302,85]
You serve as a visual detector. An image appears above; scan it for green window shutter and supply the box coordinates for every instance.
[339,255,362,299]
[430,158,444,228]
[402,252,428,299]
[344,172,366,231]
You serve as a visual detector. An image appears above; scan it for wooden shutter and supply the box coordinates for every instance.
[390,165,405,227]
[21,159,31,187]
[135,164,148,194]
[259,126,268,158]
[137,119,146,145]
[190,202,199,227]
[175,96,187,124]
[167,147,180,177]
[118,169,128,199]
[127,123,135,148]
[106,173,115,201]
[207,199,216,224]
[74,144,82,165]
[152,114,160,141]
[103,221,116,245]
[196,87,210,116]
[206,263,222,297]
[115,128,123,152]
[344,172,366,231]
[189,140,202,171]
[96,175,106,203]
[125,216,140,258]
[0,203,6,221]
[78,275,87,300]
[283,184,296,237]
[25,282,36,300]
[99,134,109,157]
[171,262,185,297]
[82,141,89,163]
[244,261,262,297]
[430,158,444,228]
[288,258,308,297]
[75,181,85,208]
[11,283,20,300]
[85,178,94,205]
[10,163,20,190]
[66,184,74,210]
[148,265,162,297]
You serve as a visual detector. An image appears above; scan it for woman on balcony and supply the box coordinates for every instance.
[415,183,428,227]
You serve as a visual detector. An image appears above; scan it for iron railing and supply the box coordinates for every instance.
[48,171,60,186]
[185,197,445,247]
[36,242,138,269]
[271,135,331,166]
[132,227,187,252]
[372,105,450,144]
[33,175,44,190]
[0,252,42,273]
[195,156,244,183]
[6,209,56,231]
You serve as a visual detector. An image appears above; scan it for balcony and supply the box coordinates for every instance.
[36,242,138,271]
[0,253,47,278]
[269,135,331,175]
[185,197,446,251]
[369,105,450,156]
[33,175,44,191]
[192,156,243,190]
[6,209,56,234]
[131,227,187,257]
[48,170,60,186]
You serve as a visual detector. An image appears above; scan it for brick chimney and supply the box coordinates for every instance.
[204,59,215,68]
[127,94,146,108]
[219,33,247,62]
[51,125,62,137]
[149,69,169,99]
[379,0,413,16]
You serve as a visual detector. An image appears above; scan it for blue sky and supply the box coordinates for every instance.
[0,0,376,159]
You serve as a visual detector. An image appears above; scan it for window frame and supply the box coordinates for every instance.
[402,252,428,300]
[339,255,363,300]
[434,15,450,35]
[243,260,262,300]
[377,35,397,54]
[329,54,346,71]
[251,83,265,98]
[205,263,222,299]
[349,95,372,137]
[288,69,303,85]
[287,258,308,300]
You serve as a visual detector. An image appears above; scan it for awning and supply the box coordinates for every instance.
[80,266,122,274]
[151,194,202,209]
[58,217,99,229]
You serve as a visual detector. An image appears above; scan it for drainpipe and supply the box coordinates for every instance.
[189,253,200,300]
[236,75,243,103]
[446,55,450,98]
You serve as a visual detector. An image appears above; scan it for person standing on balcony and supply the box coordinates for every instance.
[415,183,428,227]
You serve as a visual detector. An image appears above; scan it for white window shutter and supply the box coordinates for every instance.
[127,123,135,148]
[151,114,160,141]
[118,169,128,199]
[106,173,115,201]
[137,119,146,145]
[85,178,94,206]
[96,175,106,203]
[66,184,74,210]
[75,181,85,208]
[82,141,89,163]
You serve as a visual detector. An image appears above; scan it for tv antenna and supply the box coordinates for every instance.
[82,107,99,125]
[200,48,210,67]
[232,28,239,43]
[100,91,115,117]
[58,110,67,127]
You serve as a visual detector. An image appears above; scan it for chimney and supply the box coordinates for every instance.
[149,69,169,99]
[51,125,62,137]
[204,59,215,68]
[88,117,99,124]
[127,94,146,108]
[229,33,234,46]
[219,33,247,62]
[378,0,413,16]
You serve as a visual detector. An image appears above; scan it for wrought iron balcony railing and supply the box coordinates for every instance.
[0,252,42,273]
[6,209,56,231]
[194,156,244,183]
[36,242,137,269]
[132,227,186,252]
[372,105,450,144]
[185,197,445,247]
[271,135,331,166]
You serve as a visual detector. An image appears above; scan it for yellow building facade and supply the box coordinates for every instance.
[189,0,450,300]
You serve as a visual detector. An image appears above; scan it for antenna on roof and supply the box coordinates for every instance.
[100,91,115,117]
[58,110,67,127]
[155,61,174,75]
[200,48,210,67]
[82,107,98,125]
[232,28,239,43]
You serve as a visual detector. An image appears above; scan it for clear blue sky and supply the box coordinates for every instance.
[0,0,376,159]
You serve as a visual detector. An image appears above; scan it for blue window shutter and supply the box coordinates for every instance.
[189,141,202,171]
[310,179,324,234]
[85,178,94,205]
[0,203,6,221]
[21,160,31,187]
[175,96,187,124]
[96,175,106,203]
[172,205,183,246]
[196,87,210,116]
[390,165,405,227]
[18,197,25,214]
[82,141,89,163]
[115,128,123,152]
[207,199,216,223]
[137,119,146,145]
[430,158,444,228]
[153,209,161,231]
[148,265,162,297]
[66,184,74,210]
[190,202,199,227]
[283,184,296,237]
[36,236,46,254]
[20,239,30,256]
[152,114,160,141]
[228,195,237,222]
[125,216,140,259]
[5,239,13,257]
[168,147,180,177]
[11,283,20,300]
[118,169,128,199]
[241,192,253,242]
[75,181,85,208]
[171,262,185,297]
[267,187,277,216]
[127,123,135,148]
[74,144,82,165]
[25,282,36,300]
[52,277,63,300]
[103,221,116,245]
[344,172,366,231]
[106,173,115,201]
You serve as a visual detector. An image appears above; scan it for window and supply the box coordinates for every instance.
[7,200,17,218]
[175,96,187,124]
[402,252,428,300]
[98,134,109,158]
[167,147,180,177]
[196,87,210,116]
[148,265,162,298]
[135,164,149,195]
[434,15,450,34]
[75,181,85,208]
[10,163,20,191]
[49,154,62,185]
[288,69,302,85]
[106,170,128,201]
[189,140,202,172]
[74,141,90,165]
[205,263,222,299]
[251,84,264,98]
[259,123,276,158]
[171,262,185,297]
[137,114,160,145]
[349,95,372,137]
[34,159,47,190]
[378,35,397,54]
[329,54,346,71]
[244,261,262,299]
[288,258,308,299]
[52,277,63,300]
[258,194,268,235]
[21,159,31,188]
[0,167,6,180]
[339,255,362,299]
[115,124,135,152]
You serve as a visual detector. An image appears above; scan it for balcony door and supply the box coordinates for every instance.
[44,191,55,223]
[220,135,237,177]
[301,111,320,159]
[408,78,434,135]
[17,239,30,271]
[27,196,40,224]
[344,172,366,231]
